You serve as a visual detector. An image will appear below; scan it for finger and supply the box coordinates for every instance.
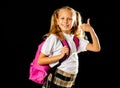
[64,46,68,48]
[87,18,90,24]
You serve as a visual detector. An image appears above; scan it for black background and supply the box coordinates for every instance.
[2,0,118,88]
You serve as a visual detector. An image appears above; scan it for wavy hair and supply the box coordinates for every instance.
[43,6,85,39]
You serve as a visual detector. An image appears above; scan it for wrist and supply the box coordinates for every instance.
[58,53,65,60]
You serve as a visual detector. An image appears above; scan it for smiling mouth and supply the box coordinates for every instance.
[62,24,69,28]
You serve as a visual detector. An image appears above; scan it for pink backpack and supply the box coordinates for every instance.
[29,36,79,84]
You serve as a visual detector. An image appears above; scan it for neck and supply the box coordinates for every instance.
[62,31,71,34]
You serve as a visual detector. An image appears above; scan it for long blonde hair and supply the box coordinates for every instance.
[44,6,85,39]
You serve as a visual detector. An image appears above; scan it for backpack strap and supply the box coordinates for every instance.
[60,39,70,62]
[57,32,79,51]
[50,35,79,86]
[59,35,79,62]
[73,36,79,50]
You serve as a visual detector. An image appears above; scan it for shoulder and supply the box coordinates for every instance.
[79,38,89,48]
[45,34,59,42]
[79,38,89,43]
[47,34,58,39]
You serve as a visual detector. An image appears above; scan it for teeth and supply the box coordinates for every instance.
[62,25,68,28]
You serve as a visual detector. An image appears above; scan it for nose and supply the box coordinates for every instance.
[64,19,69,24]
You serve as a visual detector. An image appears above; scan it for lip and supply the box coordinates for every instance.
[61,24,69,28]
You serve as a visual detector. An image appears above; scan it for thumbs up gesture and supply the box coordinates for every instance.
[80,18,93,32]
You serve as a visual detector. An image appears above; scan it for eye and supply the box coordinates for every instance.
[67,18,72,20]
[61,17,64,20]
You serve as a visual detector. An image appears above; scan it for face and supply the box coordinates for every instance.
[57,9,75,34]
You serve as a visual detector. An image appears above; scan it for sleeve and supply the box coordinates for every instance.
[41,34,57,56]
[41,34,60,68]
[78,38,89,53]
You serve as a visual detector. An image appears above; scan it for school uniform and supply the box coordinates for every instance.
[41,32,89,88]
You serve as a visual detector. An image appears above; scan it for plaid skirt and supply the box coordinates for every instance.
[42,68,77,88]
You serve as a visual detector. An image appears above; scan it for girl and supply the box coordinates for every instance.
[38,6,101,88]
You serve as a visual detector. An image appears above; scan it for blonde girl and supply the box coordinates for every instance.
[38,6,101,88]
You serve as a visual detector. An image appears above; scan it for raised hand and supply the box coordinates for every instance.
[81,18,101,52]
[80,18,93,32]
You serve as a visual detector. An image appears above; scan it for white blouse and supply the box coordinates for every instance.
[41,33,89,74]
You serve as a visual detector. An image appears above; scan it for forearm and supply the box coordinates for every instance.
[89,28,101,51]
[38,53,64,65]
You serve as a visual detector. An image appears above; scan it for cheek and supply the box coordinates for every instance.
[57,19,61,26]
[70,21,74,26]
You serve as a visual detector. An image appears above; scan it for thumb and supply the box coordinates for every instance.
[87,18,90,24]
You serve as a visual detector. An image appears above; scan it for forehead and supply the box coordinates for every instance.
[58,8,75,17]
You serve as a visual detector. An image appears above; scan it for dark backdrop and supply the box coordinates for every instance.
[3,0,118,88]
